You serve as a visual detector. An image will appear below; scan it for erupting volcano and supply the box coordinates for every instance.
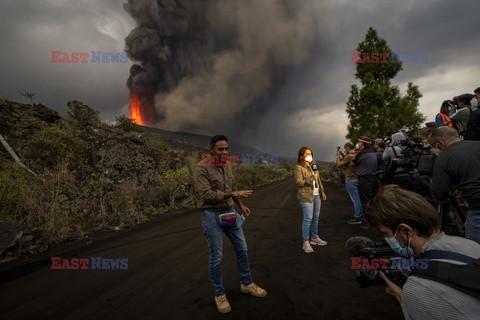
[123,0,316,133]
[126,64,157,127]
[129,93,144,125]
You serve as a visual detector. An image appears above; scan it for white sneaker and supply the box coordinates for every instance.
[310,236,327,246]
[303,241,314,253]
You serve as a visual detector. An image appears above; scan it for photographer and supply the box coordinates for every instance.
[351,136,379,214]
[380,132,411,189]
[429,126,480,242]
[448,97,458,117]
[336,142,363,224]
[382,132,408,163]
[374,139,387,173]
[465,87,480,141]
[451,94,475,139]
[365,185,480,320]
[435,100,454,127]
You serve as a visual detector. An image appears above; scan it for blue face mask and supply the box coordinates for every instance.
[384,228,414,258]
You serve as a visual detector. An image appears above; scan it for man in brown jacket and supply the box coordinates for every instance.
[336,142,363,224]
[193,135,267,314]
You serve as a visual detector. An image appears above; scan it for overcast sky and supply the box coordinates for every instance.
[1,0,479,161]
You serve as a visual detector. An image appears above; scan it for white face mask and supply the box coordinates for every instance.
[354,143,360,150]
[471,98,478,108]
[304,155,313,163]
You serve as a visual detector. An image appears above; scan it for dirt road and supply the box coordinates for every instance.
[0,177,402,320]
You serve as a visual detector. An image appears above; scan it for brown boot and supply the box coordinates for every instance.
[240,282,267,297]
[214,294,231,313]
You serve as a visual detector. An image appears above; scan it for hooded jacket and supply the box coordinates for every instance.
[383,132,408,161]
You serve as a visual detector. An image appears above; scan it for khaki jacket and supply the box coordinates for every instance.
[295,163,324,203]
[193,160,237,209]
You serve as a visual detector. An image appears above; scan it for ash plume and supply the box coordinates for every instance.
[124,0,317,135]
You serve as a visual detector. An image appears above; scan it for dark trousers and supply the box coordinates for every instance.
[358,175,379,208]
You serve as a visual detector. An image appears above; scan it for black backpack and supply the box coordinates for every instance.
[411,250,480,300]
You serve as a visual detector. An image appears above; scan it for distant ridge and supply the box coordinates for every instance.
[142,126,268,156]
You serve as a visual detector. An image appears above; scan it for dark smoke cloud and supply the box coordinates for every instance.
[2,0,477,160]
[124,0,317,135]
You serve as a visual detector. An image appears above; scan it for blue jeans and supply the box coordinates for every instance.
[465,210,480,243]
[345,179,363,219]
[300,195,321,242]
[201,208,253,296]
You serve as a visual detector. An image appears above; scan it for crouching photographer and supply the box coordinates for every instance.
[378,132,436,197]
[364,185,480,320]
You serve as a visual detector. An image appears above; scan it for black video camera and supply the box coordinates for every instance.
[346,236,408,288]
[378,134,437,196]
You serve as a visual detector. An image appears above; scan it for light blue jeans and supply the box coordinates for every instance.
[201,208,253,296]
[465,210,480,243]
[300,195,321,242]
[345,179,363,219]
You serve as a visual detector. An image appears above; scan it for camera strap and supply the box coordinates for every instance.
[392,146,400,159]
[411,250,480,299]
[421,250,475,263]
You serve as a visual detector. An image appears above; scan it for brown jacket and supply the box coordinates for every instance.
[338,153,357,180]
[193,160,238,209]
[295,163,324,203]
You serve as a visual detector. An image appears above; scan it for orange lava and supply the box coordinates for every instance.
[129,94,144,125]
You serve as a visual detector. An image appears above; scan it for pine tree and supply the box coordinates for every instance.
[346,27,425,141]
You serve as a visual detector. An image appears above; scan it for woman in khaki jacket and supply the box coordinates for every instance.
[295,146,327,253]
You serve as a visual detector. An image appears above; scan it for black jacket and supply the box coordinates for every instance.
[465,108,480,141]
[430,141,480,210]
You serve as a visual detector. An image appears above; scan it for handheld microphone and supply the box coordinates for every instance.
[311,163,318,188]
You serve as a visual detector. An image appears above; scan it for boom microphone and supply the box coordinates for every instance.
[346,236,396,257]
[346,236,372,257]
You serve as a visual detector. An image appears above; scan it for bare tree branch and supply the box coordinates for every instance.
[18,89,37,108]
[0,133,37,176]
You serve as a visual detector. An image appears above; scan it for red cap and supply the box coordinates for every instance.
[358,136,373,144]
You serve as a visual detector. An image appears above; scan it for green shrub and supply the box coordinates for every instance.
[115,115,144,132]
[0,161,29,223]
[66,100,100,127]
[146,133,166,153]
[21,167,77,243]
[158,167,191,207]
[24,126,87,171]
[234,166,269,189]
